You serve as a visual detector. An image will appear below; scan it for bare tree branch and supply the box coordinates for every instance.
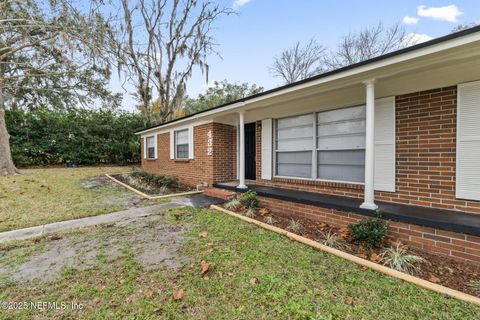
[269,38,326,84]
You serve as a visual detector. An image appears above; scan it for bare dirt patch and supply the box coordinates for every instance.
[0,212,187,283]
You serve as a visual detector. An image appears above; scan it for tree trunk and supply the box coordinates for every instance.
[0,107,19,176]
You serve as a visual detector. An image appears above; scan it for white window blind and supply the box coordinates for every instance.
[275,114,314,178]
[317,106,366,182]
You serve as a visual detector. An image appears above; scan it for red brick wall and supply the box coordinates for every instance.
[259,195,480,263]
[212,123,237,183]
[141,122,236,187]
[255,85,480,214]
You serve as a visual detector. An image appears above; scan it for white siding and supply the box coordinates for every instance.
[457,81,480,200]
[261,119,272,180]
[374,97,396,192]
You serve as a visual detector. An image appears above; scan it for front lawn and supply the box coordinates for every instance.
[0,166,150,232]
[1,207,479,319]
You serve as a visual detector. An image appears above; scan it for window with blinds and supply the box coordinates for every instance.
[316,106,366,182]
[146,136,155,159]
[175,129,189,159]
[275,114,313,178]
[274,105,366,182]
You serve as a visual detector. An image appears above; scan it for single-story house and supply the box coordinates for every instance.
[136,26,480,263]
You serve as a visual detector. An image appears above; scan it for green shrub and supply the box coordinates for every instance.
[348,218,388,249]
[239,190,259,209]
[6,107,144,166]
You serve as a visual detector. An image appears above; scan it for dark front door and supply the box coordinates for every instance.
[245,123,256,180]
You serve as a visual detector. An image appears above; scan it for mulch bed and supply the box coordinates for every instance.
[224,204,480,297]
[110,173,194,196]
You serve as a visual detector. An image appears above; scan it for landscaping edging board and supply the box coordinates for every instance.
[105,173,203,200]
[210,205,480,307]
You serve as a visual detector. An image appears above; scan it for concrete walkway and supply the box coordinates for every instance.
[0,194,224,243]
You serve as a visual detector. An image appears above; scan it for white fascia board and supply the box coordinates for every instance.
[139,119,212,138]
[136,32,480,136]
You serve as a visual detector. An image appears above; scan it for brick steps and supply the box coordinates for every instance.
[204,187,236,201]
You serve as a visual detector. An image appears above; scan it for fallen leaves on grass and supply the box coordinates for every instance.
[249,277,259,285]
[173,290,185,301]
[200,260,212,276]
[200,248,214,255]
[144,289,154,298]
[199,231,208,238]
[345,297,354,305]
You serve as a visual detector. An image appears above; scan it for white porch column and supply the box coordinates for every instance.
[237,111,247,189]
[360,80,378,210]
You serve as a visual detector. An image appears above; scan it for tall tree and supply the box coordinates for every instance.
[324,22,408,69]
[0,0,118,176]
[113,0,232,126]
[269,38,326,84]
[183,80,263,115]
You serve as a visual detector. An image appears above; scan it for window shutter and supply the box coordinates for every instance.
[457,81,480,200]
[374,96,396,192]
[188,126,194,159]
[154,134,158,159]
[261,119,272,180]
[143,136,147,159]
[169,130,174,159]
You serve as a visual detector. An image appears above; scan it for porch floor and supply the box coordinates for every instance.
[213,181,480,237]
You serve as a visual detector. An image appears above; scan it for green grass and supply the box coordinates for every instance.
[0,166,142,232]
[1,207,479,319]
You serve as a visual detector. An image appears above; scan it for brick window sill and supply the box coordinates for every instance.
[174,159,191,163]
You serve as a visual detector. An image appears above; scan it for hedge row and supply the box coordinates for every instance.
[6,107,145,166]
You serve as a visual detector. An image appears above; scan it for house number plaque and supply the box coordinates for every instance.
[207,130,213,156]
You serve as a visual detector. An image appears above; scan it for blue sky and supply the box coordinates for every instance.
[113,1,480,111]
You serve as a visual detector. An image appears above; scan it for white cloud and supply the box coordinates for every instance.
[404,32,434,46]
[233,0,252,9]
[417,5,463,23]
[403,16,419,25]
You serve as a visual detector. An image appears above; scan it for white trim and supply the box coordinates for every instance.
[136,32,480,135]
[169,130,174,160]
[140,120,211,137]
[145,135,157,160]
